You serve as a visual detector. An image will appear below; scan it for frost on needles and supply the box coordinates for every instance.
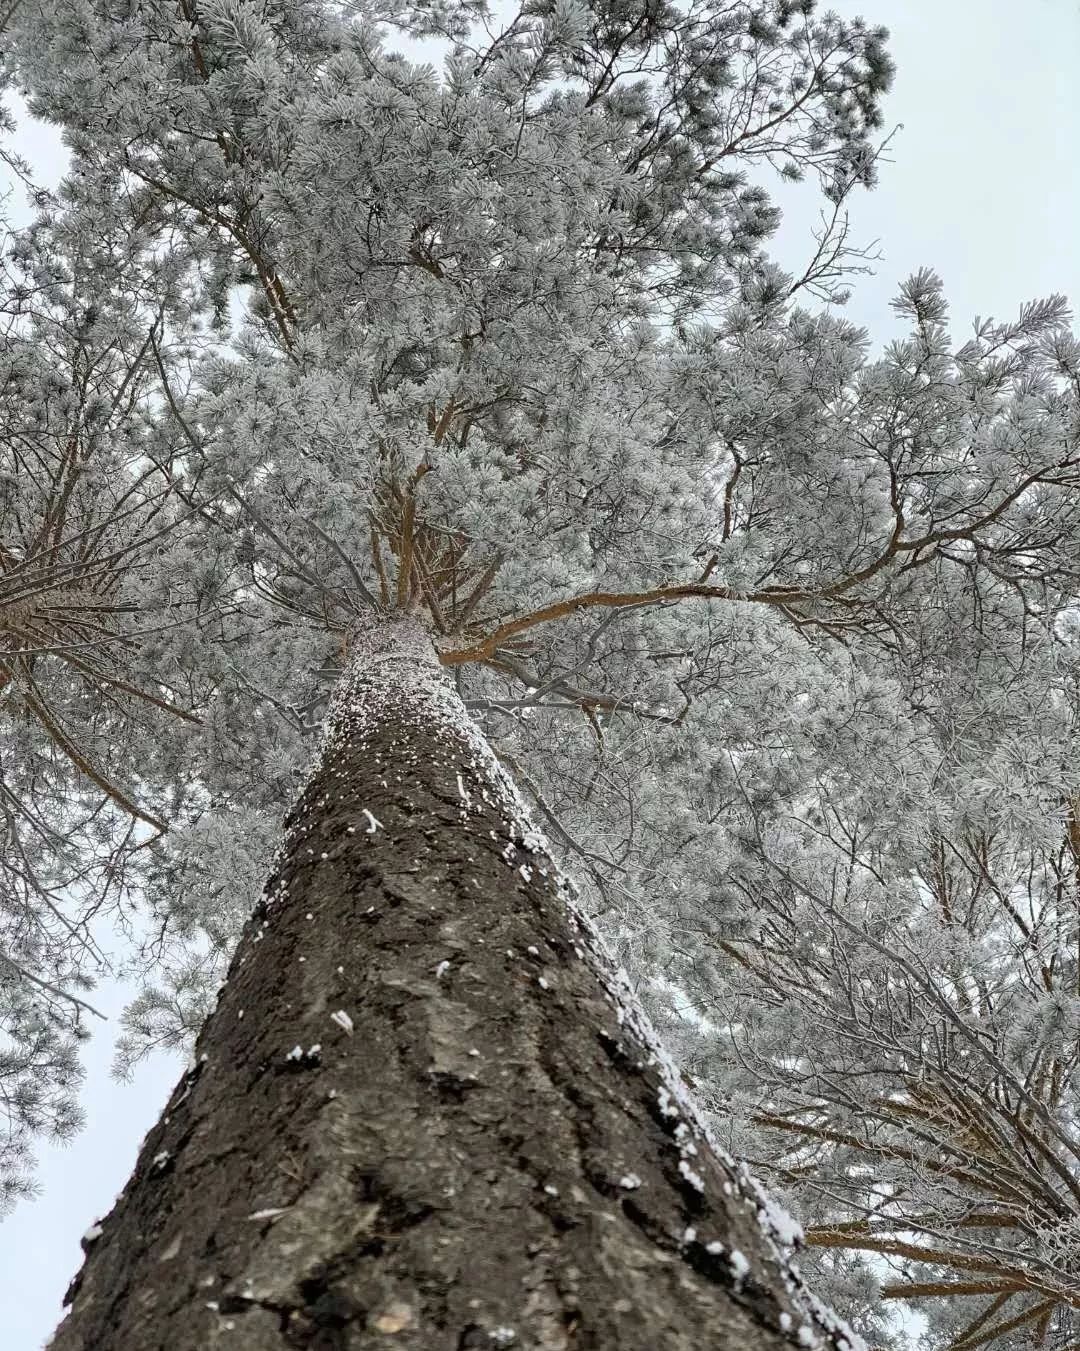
[1,2,1079,1349]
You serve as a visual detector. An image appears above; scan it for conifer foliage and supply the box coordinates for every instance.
[0,1,1078,1347]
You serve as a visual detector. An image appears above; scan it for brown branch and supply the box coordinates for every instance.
[440,580,747,665]
[805,1234,1075,1308]
[453,553,503,629]
[0,952,107,1022]
[396,493,416,609]
[21,686,167,836]
[431,395,458,447]
[369,519,391,607]
[881,1281,1023,1301]
[951,1299,1057,1351]
[948,1292,1014,1351]
[59,651,203,725]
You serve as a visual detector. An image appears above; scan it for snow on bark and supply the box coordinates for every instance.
[49,613,859,1351]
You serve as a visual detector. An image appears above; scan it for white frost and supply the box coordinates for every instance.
[760,1197,804,1248]
[657,1086,679,1120]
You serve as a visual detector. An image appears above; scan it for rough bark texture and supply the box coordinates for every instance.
[52,617,854,1351]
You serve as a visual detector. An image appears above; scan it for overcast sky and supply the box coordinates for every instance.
[2,1,1078,1347]
[770,0,1079,354]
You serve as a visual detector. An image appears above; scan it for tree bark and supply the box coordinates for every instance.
[52,615,854,1351]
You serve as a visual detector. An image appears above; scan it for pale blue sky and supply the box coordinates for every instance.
[1,1,1078,1346]
[770,0,1079,350]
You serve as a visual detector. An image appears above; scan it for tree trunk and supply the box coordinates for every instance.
[52,615,852,1351]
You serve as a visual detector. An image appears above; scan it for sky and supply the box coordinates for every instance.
[765,0,1080,355]
[1,1,1078,1347]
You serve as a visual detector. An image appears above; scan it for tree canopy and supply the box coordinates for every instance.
[1,2,1078,1346]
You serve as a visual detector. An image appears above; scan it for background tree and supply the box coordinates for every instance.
[636,297,1080,1348]
[0,207,216,1211]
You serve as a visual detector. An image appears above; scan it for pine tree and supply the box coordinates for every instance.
[3,1,1079,1347]
[0,207,214,1212]
[637,305,1080,1347]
